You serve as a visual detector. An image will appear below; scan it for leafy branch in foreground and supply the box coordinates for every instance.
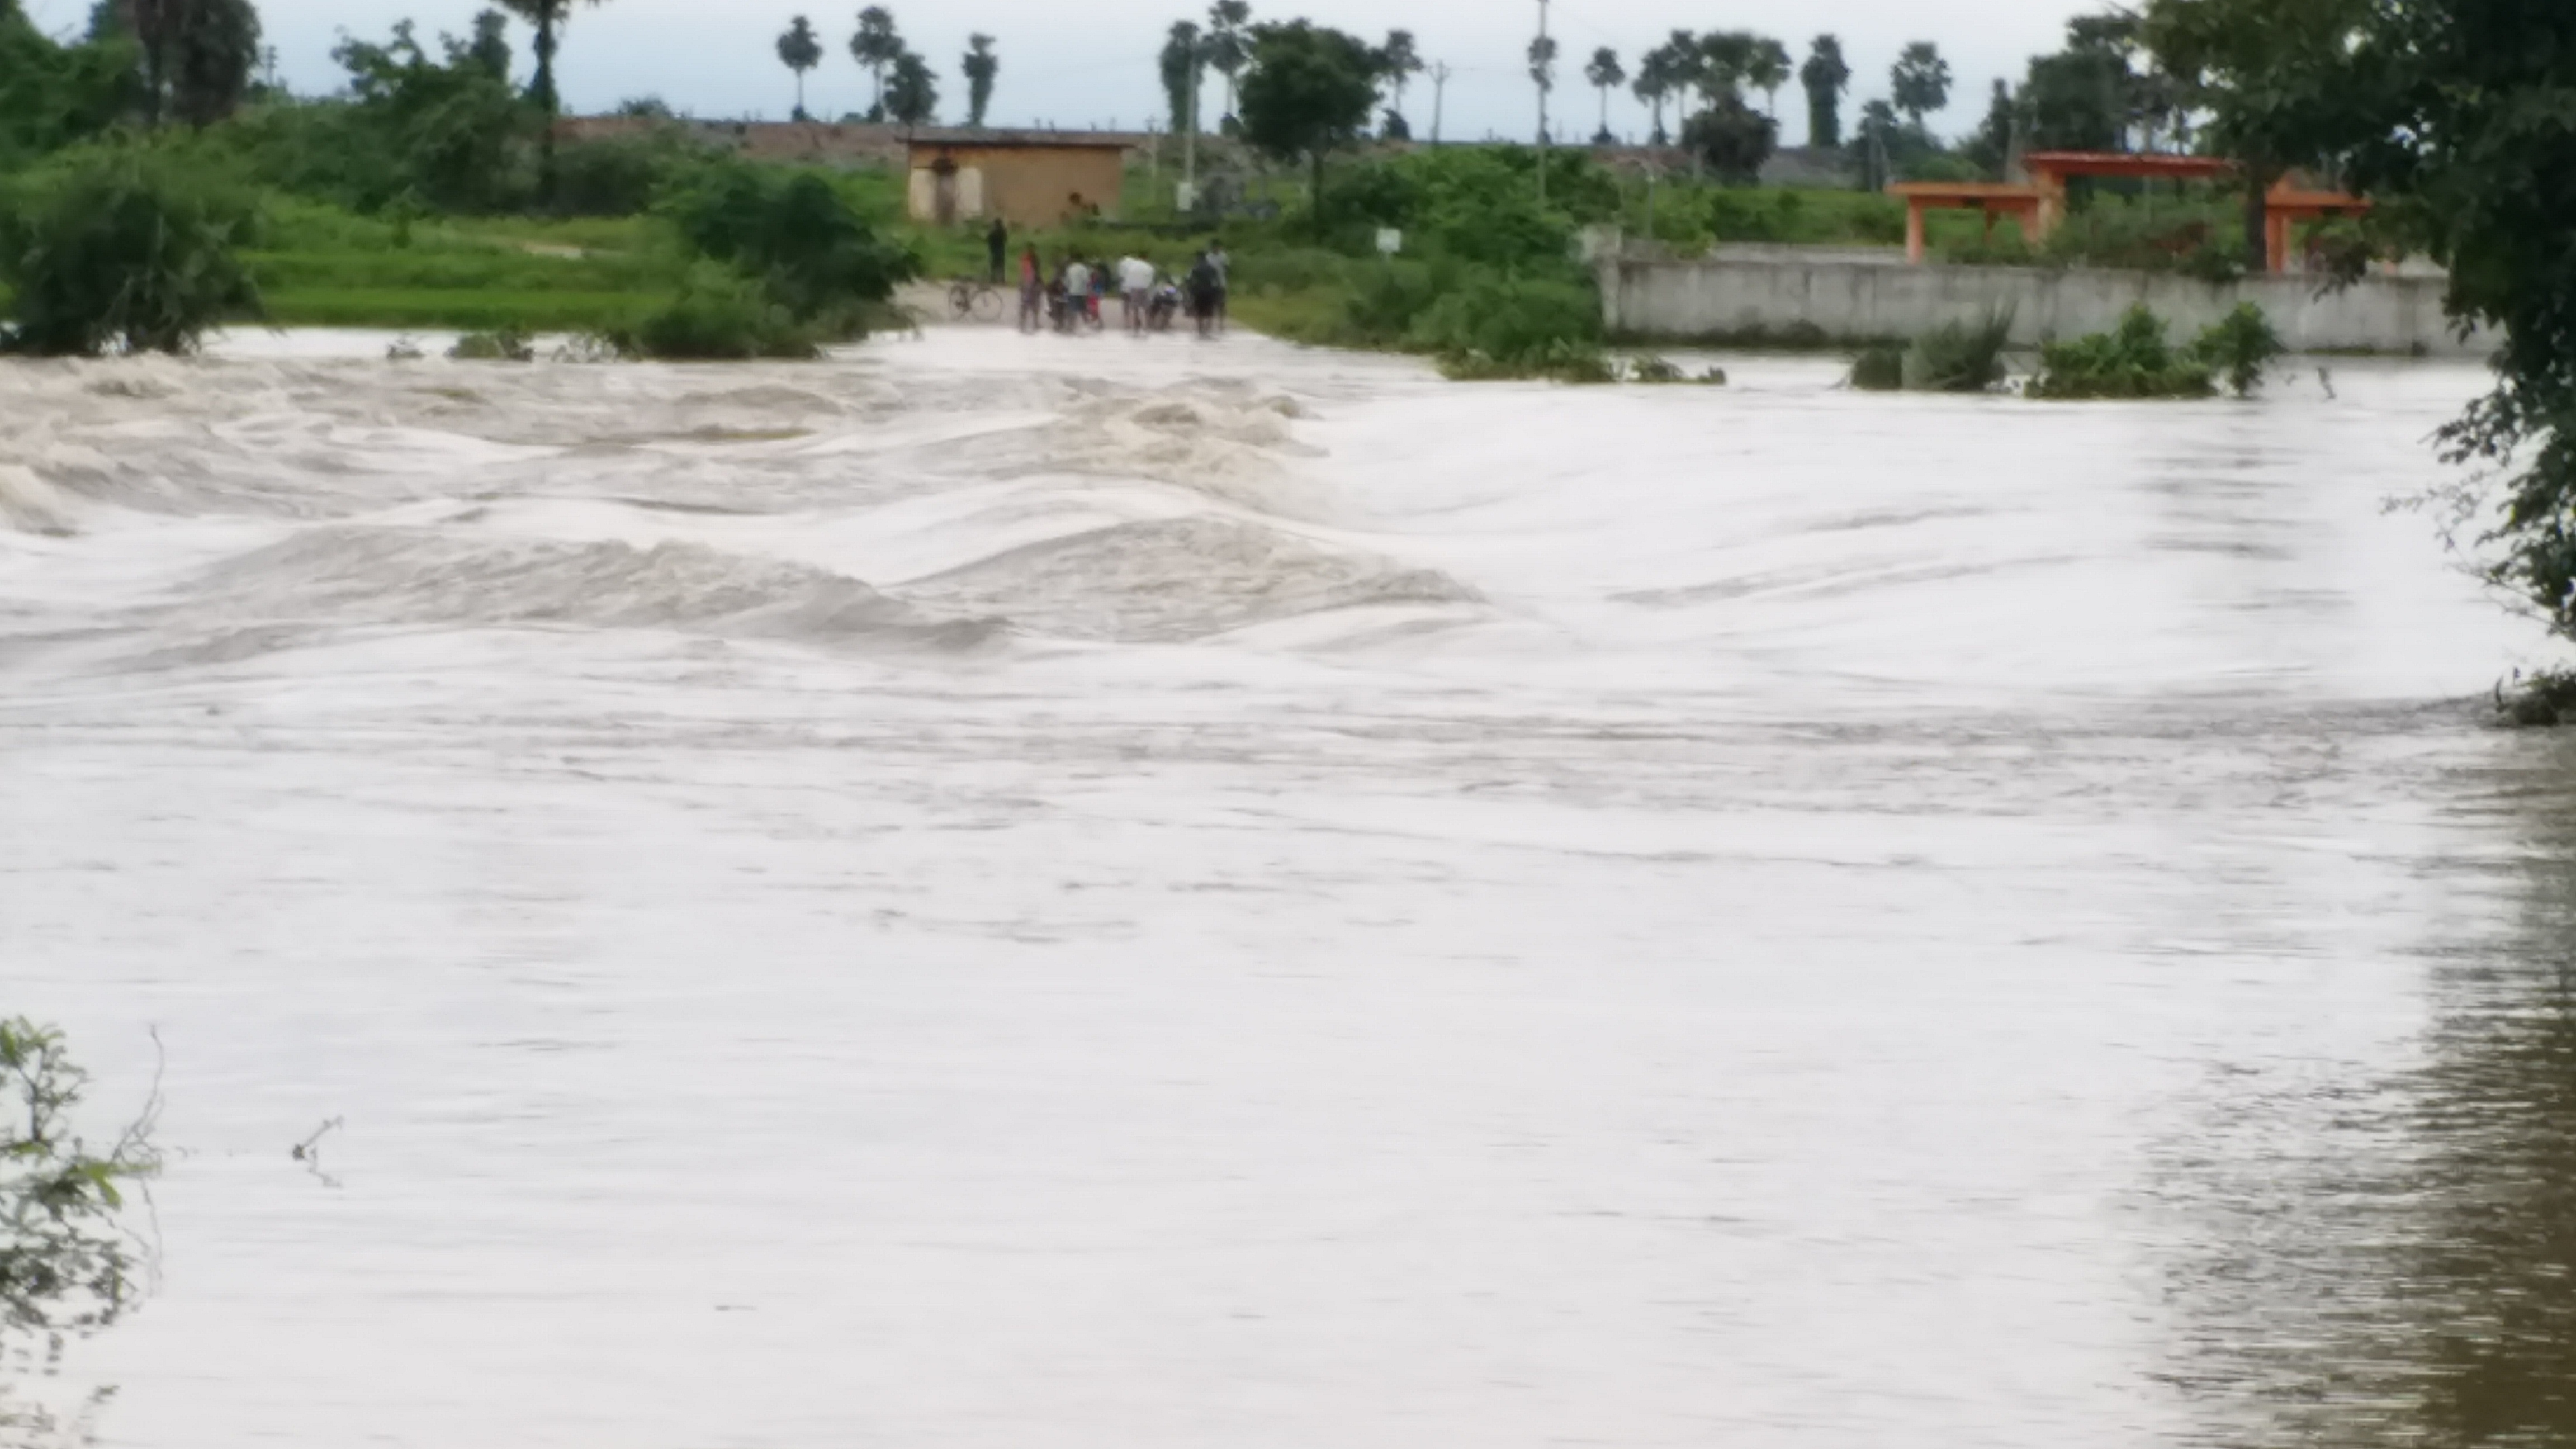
[2,1019,161,1374]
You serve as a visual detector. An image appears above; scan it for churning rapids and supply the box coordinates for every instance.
[8,329,2576,1448]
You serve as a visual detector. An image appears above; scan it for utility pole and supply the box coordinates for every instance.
[1535,0,1550,206]
[1429,61,1451,146]
[1182,48,1200,213]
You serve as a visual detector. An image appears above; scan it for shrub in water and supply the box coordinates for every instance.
[2193,302,2285,398]
[1902,309,2014,392]
[1408,274,1602,378]
[449,325,534,361]
[2028,305,2215,400]
[0,144,260,356]
[1627,355,1728,386]
[605,263,818,361]
[1849,345,1906,391]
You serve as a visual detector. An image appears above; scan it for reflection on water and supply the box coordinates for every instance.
[2160,737,2576,1446]
[2,331,2574,1447]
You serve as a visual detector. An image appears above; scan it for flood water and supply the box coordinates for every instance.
[6,330,2576,1447]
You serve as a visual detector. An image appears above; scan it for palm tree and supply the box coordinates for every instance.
[1800,34,1850,147]
[1632,43,1675,144]
[849,5,902,120]
[1378,29,1422,132]
[1663,29,1704,119]
[499,0,607,206]
[1204,0,1249,122]
[777,15,822,120]
[1745,35,1791,117]
[960,32,997,127]
[1890,40,1952,132]
[1527,32,1557,145]
[1583,47,1623,144]
[1699,30,1755,100]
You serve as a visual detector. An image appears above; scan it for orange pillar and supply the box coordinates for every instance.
[2265,211,2291,274]
[1905,200,1927,264]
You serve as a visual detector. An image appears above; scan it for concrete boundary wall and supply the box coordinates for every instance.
[1600,257,2490,357]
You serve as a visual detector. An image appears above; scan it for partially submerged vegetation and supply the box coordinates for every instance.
[1850,310,2014,392]
[2029,302,2283,400]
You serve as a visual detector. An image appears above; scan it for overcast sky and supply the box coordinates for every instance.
[27,0,2109,149]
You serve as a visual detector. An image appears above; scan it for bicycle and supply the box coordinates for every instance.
[948,280,1005,324]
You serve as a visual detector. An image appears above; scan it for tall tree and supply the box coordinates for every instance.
[1583,47,1622,144]
[884,47,935,131]
[168,0,257,126]
[2143,0,2372,263]
[1527,32,1557,145]
[1663,29,1703,118]
[109,0,261,127]
[1158,18,1203,134]
[1853,97,1901,189]
[1632,44,1675,145]
[776,15,821,120]
[2301,0,2576,640]
[1745,36,1791,117]
[1889,41,1952,131]
[2019,25,2129,152]
[1376,28,1420,132]
[1204,0,1248,120]
[1699,31,1755,99]
[960,32,996,127]
[465,8,510,81]
[1800,34,1849,146]
[499,0,605,205]
[849,5,901,119]
[1963,78,2016,178]
[1235,18,1376,217]
[1683,89,1776,184]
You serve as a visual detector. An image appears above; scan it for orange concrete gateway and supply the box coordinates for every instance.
[1889,150,2369,273]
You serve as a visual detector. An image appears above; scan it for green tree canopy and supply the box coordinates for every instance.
[1237,20,1376,213]
[499,0,605,205]
[1205,0,1249,119]
[2143,0,2373,259]
[884,48,936,130]
[848,4,901,118]
[1799,34,1848,146]
[2265,0,2576,640]
[1683,89,1776,184]
[1584,46,1623,142]
[777,15,822,119]
[1890,41,1952,130]
[961,32,997,127]
[1158,19,1203,133]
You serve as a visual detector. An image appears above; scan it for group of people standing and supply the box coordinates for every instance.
[987,220,1229,340]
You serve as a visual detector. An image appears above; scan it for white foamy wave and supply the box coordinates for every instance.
[892,515,1481,643]
[0,465,76,536]
[163,526,1000,655]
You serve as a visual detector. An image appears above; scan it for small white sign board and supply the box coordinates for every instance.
[1376,228,1404,255]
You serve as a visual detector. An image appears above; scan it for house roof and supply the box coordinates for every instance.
[905,129,1139,155]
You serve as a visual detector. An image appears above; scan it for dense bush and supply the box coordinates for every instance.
[2029,306,2215,400]
[449,325,534,360]
[1408,273,1607,381]
[2196,303,2286,399]
[0,144,261,355]
[1849,345,1906,391]
[1,1017,160,1352]
[660,162,916,333]
[1904,311,2014,391]
[603,262,818,359]
[551,130,703,217]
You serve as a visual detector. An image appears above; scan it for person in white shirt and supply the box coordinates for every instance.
[1116,254,1157,334]
[1058,258,1090,332]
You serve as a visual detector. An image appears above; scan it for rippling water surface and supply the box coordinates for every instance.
[7,331,2576,1447]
